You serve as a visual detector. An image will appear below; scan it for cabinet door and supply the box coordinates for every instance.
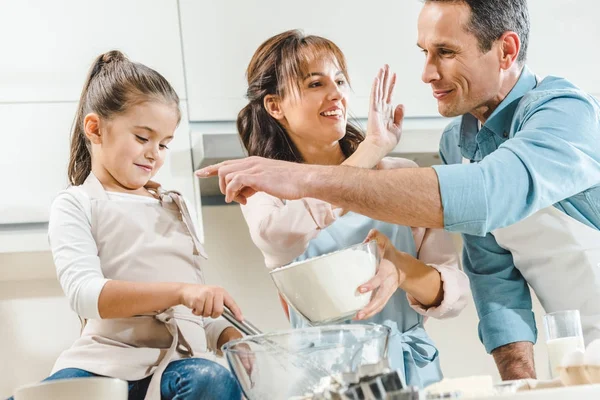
[0,0,186,102]
[526,0,599,96]
[180,0,438,121]
[0,102,75,224]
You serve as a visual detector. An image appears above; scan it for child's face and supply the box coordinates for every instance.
[278,57,350,148]
[97,101,179,190]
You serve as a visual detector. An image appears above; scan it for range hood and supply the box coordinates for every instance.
[191,120,447,205]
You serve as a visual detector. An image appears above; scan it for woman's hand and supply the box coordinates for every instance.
[354,229,404,320]
[365,64,405,156]
[179,284,244,321]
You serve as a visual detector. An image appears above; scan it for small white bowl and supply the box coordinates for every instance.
[270,240,379,325]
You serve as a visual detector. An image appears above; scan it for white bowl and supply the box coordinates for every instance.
[270,240,379,325]
[14,377,128,400]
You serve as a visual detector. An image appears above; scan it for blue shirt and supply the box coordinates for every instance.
[289,212,442,388]
[432,66,600,353]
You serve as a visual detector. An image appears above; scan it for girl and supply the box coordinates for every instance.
[207,30,470,388]
[8,51,243,400]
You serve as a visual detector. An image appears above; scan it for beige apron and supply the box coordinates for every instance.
[52,173,221,400]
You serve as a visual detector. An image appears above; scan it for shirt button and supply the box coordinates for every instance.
[503,132,509,138]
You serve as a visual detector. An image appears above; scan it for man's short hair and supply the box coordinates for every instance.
[425,0,530,64]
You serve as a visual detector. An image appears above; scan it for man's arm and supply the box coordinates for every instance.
[196,155,445,228]
[317,89,600,234]
[492,342,536,380]
[198,93,600,236]
[306,165,444,228]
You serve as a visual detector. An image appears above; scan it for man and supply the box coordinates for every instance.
[197,0,600,380]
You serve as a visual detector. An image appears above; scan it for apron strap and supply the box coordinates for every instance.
[163,190,208,259]
[381,320,440,388]
[81,175,208,259]
[144,308,196,399]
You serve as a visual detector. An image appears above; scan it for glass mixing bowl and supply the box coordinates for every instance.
[222,324,390,400]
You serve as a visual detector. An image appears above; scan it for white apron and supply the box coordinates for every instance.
[52,173,220,400]
[492,205,600,344]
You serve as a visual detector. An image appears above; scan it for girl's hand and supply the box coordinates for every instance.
[237,343,256,377]
[218,327,255,375]
[179,284,244,321]
[354,229,404,320]
[365,64,405,156]
[218,329,256,376]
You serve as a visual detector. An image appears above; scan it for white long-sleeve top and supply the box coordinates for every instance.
[47,186,230,348]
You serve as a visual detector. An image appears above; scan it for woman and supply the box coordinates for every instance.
[202,30,470,388]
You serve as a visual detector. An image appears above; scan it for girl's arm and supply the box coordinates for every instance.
[49,189,109,320]
[49,190,243,322]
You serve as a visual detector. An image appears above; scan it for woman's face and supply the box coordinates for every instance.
[277,57,350,148]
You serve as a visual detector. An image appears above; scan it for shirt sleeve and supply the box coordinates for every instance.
[407,227,470,319]
[48,189,109,319]
[240,192,342,268]
[433,93,600,236]
[462,232,537,353]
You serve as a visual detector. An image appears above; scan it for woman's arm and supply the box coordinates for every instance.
[241,192,342,268]
[356,229,445,320]
[354,157,468,319]
[408,227,470,318]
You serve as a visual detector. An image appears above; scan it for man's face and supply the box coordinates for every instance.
[418,1,503,117]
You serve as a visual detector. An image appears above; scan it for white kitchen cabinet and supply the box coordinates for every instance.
[180,0,600,123]
[0,101,202,248]
[527,0,600,96]
[0,0,186,102]
[179,0,438,121]
[1,102,75,225]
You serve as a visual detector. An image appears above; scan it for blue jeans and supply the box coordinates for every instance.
[7,358,242,400]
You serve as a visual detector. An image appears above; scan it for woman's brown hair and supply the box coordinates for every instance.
[68,50,180,185]
[237,30,364,163]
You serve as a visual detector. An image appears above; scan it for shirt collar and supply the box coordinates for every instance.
[460,66,538,160]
